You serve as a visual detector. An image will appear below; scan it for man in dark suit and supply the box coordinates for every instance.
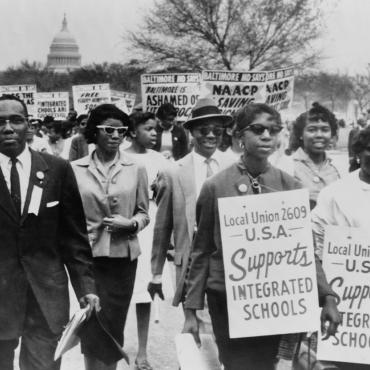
[0,94,99,370]
[153,103,188,160]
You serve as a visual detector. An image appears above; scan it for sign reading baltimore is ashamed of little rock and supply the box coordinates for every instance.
[218,189,319,338]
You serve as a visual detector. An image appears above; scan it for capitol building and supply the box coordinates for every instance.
[47,15,81,73]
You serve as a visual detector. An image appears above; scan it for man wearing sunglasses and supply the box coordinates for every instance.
[0,95,100,370]
[149,98,233,312]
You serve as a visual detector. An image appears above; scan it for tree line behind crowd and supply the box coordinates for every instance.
[2,60,370,118]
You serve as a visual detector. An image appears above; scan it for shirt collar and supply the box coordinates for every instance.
[293,147,332,164]
[236,155,271,175]
[0,144,31,169]
[192,149,222,165]
[92,150,120,170]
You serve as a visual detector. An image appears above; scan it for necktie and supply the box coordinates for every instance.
[10,157,21,216]
[205,158,214,178]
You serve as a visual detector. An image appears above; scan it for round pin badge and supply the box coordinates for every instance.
[313,176,320,183]
[238,184,248,193]
[36,171,44,180]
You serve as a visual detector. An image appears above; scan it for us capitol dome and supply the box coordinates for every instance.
[47,14,81,73]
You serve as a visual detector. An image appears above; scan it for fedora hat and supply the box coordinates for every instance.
[183,97,233,130]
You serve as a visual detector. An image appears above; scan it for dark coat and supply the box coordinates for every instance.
[0,150,96,339]
[153,124,188,160]
[184,160,337,310]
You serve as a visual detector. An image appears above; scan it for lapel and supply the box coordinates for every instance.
[177,154,196,203]
[110,153,133,181]
[20,150,49,224]
[0,166,18,222]
[177,154,197,240]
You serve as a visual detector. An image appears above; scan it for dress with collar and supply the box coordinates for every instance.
[72,151,149,260]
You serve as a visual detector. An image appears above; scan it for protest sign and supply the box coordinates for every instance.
[141,73,201,121]
[72,83,111,114]
[201,70,266,116]
[36,92,69,120]
[0,84,37,117]
[119,91,136,114]
[218,188,319,338]
[110,90,136,114]
[317,226,370,365]
[200,68,294,115]
[265,67,294,111]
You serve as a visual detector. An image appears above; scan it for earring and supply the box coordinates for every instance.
[239,141,245,149]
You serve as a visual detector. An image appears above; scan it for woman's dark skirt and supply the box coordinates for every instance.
[81,257,137,357]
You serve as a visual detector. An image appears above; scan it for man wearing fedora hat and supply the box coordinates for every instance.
[148,98,234,310]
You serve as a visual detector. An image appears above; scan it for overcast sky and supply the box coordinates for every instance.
[0,0,368,74]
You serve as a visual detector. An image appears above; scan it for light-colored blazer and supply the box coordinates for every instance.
[152,151,234,305]
[151,153,196,305]
[72,152,149,260]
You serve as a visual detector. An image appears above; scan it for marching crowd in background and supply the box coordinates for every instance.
[1,92,370,370]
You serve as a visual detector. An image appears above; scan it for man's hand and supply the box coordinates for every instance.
[147,282,164,300]
[182,308,201,347]
[79,294,101,319]
[321,295,342,340]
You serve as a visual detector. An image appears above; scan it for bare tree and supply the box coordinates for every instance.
[349,70,370,113]
[128,0,324,71]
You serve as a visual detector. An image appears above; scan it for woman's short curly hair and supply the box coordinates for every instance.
[289,102,338,152]
[352,126,370,156]
[84,104,130,144]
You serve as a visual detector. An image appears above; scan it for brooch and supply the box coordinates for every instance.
[36,171,44,183]
[238,184,248,193]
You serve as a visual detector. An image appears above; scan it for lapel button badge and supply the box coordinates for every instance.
[36,171,44,181]
[238,184,248,193]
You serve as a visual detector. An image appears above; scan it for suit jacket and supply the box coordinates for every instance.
[0,150,96,339]
[184,160,338,310]
[152,152,232,305]
[153,124,188,160]
[72,152,149,260]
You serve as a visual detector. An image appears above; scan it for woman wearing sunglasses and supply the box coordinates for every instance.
[182,103,340,370]
[72,104,149,370]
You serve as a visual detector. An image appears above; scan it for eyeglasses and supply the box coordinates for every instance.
[0,116,27,126]
[195,126,225,137]
[243,124,283,136]
[97,125,128,136]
